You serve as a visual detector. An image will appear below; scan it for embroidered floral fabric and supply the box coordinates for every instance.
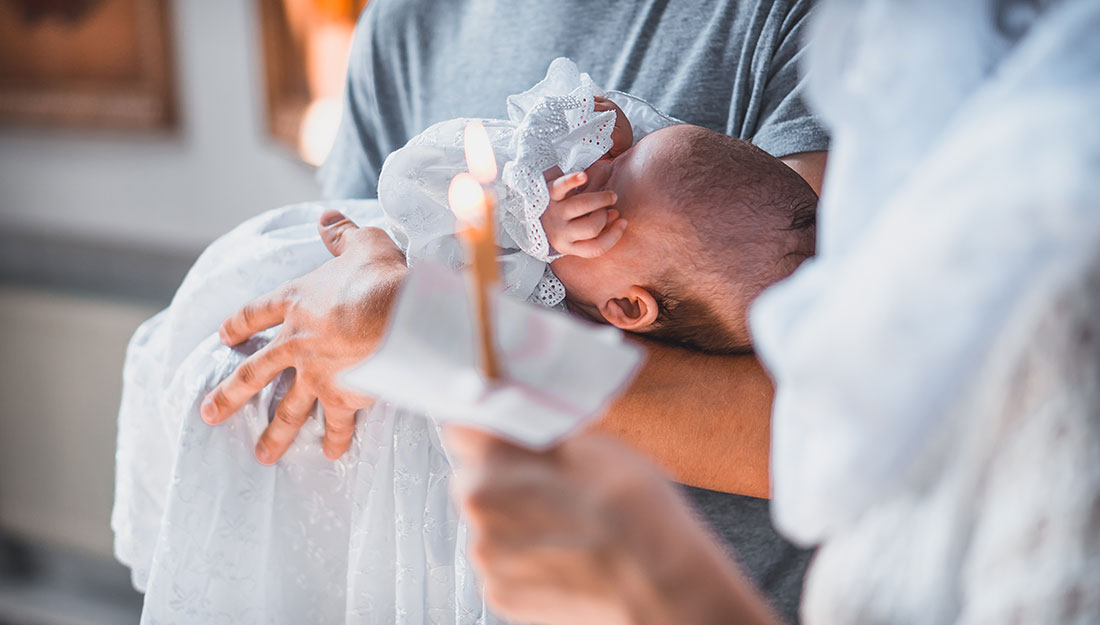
[114,202,496,625]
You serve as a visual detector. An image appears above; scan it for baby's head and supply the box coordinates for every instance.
[553,124,817,353]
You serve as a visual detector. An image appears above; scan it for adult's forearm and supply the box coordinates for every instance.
[597,340,774,498]
[780,150,828,196]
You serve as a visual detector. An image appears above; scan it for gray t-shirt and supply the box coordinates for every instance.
[321,1,825,622]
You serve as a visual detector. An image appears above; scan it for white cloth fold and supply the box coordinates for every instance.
[750,0,1100,622]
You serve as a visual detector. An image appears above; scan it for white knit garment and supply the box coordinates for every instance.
[751,1,1100,623]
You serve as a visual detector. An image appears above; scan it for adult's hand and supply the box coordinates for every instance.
[446,427,782,625]
[201,210,408,464]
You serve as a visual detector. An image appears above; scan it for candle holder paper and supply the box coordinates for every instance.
[340,261,645,449]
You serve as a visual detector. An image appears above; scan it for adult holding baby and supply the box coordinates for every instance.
[202,0,828,620]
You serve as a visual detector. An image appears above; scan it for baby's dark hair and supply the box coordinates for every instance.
[642,126,818,354]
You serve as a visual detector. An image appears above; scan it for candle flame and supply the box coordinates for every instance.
[464,122,498,184]
[449,173,487,224]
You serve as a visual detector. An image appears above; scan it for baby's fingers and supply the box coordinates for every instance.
[558,190,617,220]
[549,171,588,201]
[564,208,611,243]
[565,218,628,259]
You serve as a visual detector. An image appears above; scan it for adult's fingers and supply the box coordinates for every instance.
[219,289,291,346]
[318,210,361,257]
[255,379,316,465]
[201,341,294,425]
[549,172,587,201]
[320,401,358,460]
[559,190,617,220]
[566,218,628,259]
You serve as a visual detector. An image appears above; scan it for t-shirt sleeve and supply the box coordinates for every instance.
[751,0,830,158]
[317,7,397,200]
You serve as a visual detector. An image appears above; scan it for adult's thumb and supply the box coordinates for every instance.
[318,210,359,256]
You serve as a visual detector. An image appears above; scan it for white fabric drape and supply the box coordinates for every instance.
[751,0,1100,622]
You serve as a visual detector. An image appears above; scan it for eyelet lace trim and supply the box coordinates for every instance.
[530,265,567,308]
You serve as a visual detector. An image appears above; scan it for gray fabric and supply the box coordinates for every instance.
[320,2,826,623]
[320,0,828,200]
[682,485,814,623]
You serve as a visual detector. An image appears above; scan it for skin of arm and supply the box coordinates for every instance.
[597,341,775,498]
[781,150,828,196]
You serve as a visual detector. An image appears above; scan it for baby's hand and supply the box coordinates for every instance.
[593,96,633,159]
[542,171,628,258]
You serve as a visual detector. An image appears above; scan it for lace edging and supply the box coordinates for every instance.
[530,265,567,308]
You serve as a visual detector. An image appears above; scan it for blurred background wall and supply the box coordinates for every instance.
[0,0,318,251]
[0,0,345,622]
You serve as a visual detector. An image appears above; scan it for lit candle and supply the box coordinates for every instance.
[449,171,501,381]
[463,121,498,184]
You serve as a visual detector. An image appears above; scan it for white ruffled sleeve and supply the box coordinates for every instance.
[499,58,618,262]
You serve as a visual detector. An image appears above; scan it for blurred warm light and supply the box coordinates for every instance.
[463,122,498,184]
[262,0,363,164]
[298,97,342,166]
[449,173,487,224]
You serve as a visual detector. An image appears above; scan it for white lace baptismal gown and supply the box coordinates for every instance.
[112,59,677,625]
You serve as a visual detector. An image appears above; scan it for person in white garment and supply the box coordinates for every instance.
[112,59,819,624]
[441,0,1100,624]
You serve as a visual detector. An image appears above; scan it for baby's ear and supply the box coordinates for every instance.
[599,285,660,332]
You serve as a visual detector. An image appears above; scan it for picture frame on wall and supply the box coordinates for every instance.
[0,0,176,130]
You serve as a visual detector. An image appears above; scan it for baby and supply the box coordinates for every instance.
[546,122,817,353]
[378,59,817,356]
[113,58,817,625]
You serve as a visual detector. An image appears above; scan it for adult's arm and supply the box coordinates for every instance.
[599,343,775,498]
[781,150,828,196]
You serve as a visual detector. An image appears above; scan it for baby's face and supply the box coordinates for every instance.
[552,126,691,323]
